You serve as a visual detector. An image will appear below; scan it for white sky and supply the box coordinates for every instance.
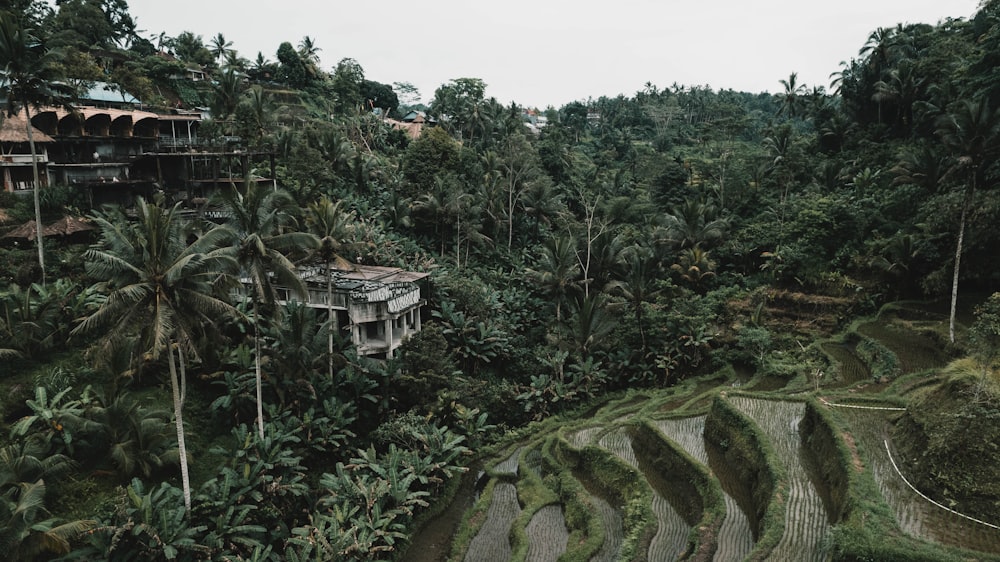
[124,0,982,108]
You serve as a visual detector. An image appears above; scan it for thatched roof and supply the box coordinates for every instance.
[2,219,39,240]
[45,215,95,236]
[384,118,423,140]
[0,110,55,144]
[2,215,94,241]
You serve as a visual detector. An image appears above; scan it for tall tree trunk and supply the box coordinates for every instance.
[327,259,334,379]
[455,211,462,269]
[636,305,646,351]
[508,177,514,250]
[950,179,974,343]
[253,295,265,439]
[166,341,192,513]
[25,106,45,286]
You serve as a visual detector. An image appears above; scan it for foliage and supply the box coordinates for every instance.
[5,3,1000,560]
[289,424,469,561]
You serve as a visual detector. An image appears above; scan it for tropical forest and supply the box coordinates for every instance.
[2,0,1000,560]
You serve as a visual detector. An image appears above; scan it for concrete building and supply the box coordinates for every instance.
[268,264,429,359]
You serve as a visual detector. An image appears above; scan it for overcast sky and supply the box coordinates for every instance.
[125,0,982,108]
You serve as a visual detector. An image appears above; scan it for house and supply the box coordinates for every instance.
[2,104,274,206]
[384,110,438,140]
[261,264,430,359]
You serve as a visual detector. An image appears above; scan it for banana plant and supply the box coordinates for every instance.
[10,386,87,457]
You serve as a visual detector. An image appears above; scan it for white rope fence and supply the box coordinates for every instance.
[820,398,1000,529]
[883,439,1000,530]
[819,398,906,411]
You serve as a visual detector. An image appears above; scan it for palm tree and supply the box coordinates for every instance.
[243,85,273,146]
[859,27,897,72]
[658,198,728,250]
[936,99,1000,342]
[0,480,94,560]
[219,183,318,439]
[72,197,240,513]
[526,235,581,322]
[305,198,356,379]
[211,68,243,124]
[891,144,947,192]
[776,72,807,118]
[607,245,663,350]
[672,247,717,291]
[0,16,74,285]
[93,394,178,480]
[298,36,320,64]
[560,294,616,359]
[209,32,233,64]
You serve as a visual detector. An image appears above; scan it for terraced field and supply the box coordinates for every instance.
[404,306,1000,562]
[654,417,754,562]
[597,426,690,561]
[836,405,1000,554]
[729,397,832,561]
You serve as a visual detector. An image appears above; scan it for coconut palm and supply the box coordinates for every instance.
[672,246,717,291]
[72,197,240,512]
[526,235,582,322]
[219,183,318,439]
[0,441,75,490]
[936,99,1000,342]
[209,32,233,64]
[607,245,664,350]
[891,144,947,192]
[305,197,356,379]
[559,293,616,359]
[211,68,243,123]
[658,198,728,251]
[776,72,808,118]
[0,480,94,560]
[91,394,179,480]
[0,16,74,285]
[298,36,321,64]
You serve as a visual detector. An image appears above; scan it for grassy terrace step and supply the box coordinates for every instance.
[524,505,569,562]
[727,396,832,562]
[464,481,521,562]
[599,426,691,561]
[835,405,1000,555]
[654,417,754,562]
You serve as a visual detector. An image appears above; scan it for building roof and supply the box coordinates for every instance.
[384,118,423,140]
[338,264,430,284]
[300,263,430,286]
[61,106,159,122]
[0,110,55,143]
[80,81,140,105]
[2,215,94,241]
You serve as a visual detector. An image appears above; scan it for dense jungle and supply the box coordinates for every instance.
[1,0,1000,560]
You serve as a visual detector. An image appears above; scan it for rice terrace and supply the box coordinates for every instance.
[403,301,1000,562]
